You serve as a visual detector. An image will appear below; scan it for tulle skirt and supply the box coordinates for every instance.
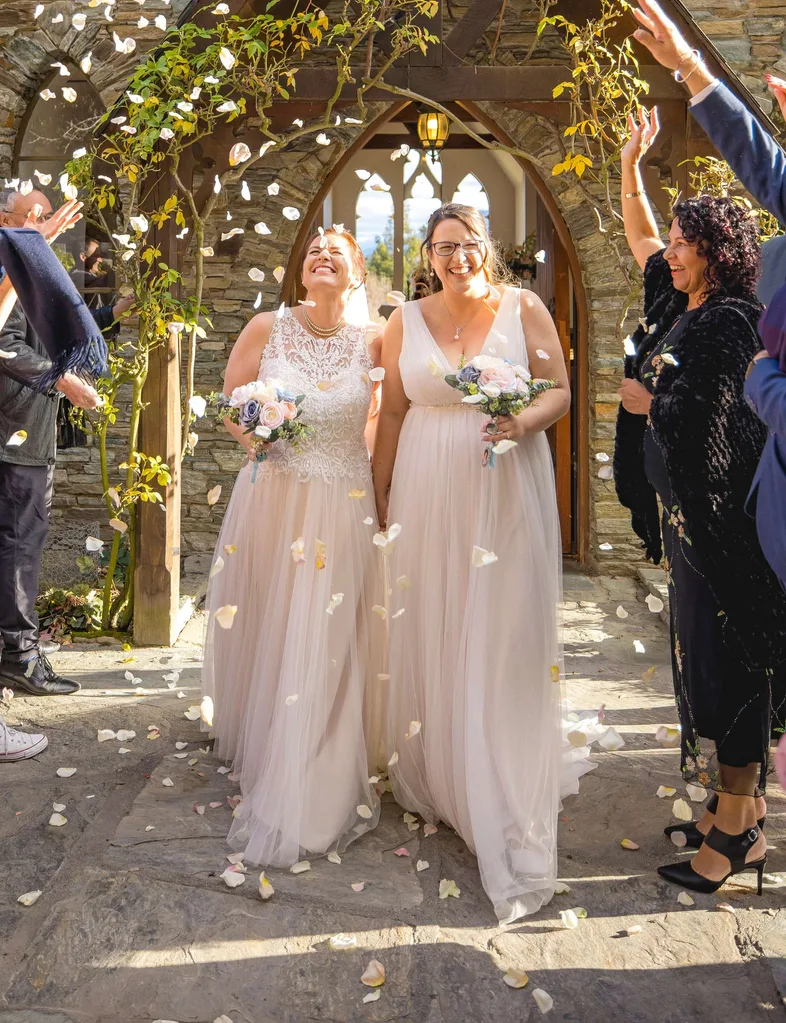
[382,405,585,923]
[201,461,384,866]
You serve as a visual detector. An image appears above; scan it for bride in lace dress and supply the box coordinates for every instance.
[202,228,384,867]
[373,204,585,924]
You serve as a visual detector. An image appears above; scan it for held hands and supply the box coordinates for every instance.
[55,372,101,410]
[621,106,660,167]
[632,1,694,72]
[481,413,526,444]
[618,378,653,415]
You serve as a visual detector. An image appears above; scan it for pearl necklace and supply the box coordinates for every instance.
[303,309,346,338]
[442,294,485,341]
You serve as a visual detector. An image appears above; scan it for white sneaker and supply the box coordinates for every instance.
[0,717,48,761]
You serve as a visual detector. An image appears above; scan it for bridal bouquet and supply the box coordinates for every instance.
[211,379,313,480]
[445,355,556,467]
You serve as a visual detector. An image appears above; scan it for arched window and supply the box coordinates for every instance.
[451,172,490,227]
[356,173,395,319]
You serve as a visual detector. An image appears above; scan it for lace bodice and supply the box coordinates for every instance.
[254,308,373,482]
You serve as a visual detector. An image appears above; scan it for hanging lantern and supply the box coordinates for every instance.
[416,110,449,164]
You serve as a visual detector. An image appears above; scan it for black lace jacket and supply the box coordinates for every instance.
[614,250,786,669]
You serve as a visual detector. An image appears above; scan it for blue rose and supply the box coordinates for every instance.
[456,365,481,384]
[240,398,261,427]
[277,388,296,403]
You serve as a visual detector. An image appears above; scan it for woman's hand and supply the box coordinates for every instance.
[632,1,695,71]
[621,107,660,167]
[618,378,653,415]
[481,413,527,444]
[27,199,84,244]
[374,490,388,531]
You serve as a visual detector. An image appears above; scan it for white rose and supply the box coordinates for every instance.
[469,355,499,371]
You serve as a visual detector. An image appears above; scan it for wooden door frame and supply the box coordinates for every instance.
[283,100,591,565]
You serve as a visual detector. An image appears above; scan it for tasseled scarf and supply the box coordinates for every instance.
[0,228,107,390]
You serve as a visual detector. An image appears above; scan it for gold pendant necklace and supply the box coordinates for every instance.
[442,294,485,341]
[303,309,346,338]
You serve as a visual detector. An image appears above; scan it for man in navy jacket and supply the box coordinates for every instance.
[633,0,786,590]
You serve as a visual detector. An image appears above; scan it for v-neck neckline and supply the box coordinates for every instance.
[415,287,509,373]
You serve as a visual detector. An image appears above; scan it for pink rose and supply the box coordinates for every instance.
[479,364,517,394]
[280,400,298,421]
[260,401,285,430]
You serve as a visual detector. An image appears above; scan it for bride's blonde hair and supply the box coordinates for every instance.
[419,203,513,293]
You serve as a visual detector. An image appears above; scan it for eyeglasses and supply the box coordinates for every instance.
[429,240,485,258]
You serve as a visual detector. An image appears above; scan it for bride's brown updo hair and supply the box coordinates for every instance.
[300,227,367,289]
[419,202,513,294]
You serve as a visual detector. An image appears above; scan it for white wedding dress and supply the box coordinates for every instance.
[382,287,590,923]
[201,308,384,866]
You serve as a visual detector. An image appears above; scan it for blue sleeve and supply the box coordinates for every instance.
[745,357,786,435]
[691,83,786,227]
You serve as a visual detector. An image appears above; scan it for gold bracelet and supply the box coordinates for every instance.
[624,190,645,199]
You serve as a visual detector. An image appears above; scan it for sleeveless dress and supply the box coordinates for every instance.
[383,287,580,923]
[201,308,384,866]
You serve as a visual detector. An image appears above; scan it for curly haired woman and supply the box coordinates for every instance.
[614,108,786,896]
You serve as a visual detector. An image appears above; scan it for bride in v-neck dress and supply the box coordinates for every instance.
[372,204,589,923]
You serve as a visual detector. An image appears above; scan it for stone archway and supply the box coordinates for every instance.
[279,100,617,565]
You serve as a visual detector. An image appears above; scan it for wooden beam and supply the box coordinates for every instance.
[442,0,505,66]
[362,133,494,149]
[134,172,182,646]
[288,65,684,102]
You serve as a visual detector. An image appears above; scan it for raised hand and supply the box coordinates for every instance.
[766,74,786,122]
[621,106,661,166]
[26,199,84,245]
[632,0,694,71]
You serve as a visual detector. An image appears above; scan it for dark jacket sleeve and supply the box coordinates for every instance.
[745,356,786,436]
[691,83,786,227]
[92,303,120,338]
[0,301,53,390]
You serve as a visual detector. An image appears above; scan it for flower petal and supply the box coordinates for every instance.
[360,959,386,987]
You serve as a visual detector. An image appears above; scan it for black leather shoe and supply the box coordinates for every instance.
[658,824,766,895]
[40,640,61,656]
[0,653,80,696]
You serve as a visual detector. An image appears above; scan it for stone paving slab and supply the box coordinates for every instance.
[2,573,785,1022]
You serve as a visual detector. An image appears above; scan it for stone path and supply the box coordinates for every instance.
[1,569,785,1023]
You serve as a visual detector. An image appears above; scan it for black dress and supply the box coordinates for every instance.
[641,311,774,787]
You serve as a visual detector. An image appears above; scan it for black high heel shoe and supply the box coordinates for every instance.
[663,794,766,849]
[657,824,767,895]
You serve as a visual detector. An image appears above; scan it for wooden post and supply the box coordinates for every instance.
[553,233,573,554]
[134,328,182,646]
[134,172,182,646]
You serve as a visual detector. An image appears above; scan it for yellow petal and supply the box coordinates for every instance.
[656,785,677,798]
[502,968,529,989]
[360,959,386,987]
[7,430,27,447]
[214,605,237,630]
[223,544,237,555]
[550,665,560,683]
[620,839,639,851]
[642,666,657,683]
[348,489,366,499]
[438,878,461,899]
[258,872,275,900]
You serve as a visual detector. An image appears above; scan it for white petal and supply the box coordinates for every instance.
[405,720,422,740]
[532,988,554,1015]
[209,557,225,578]
[200,695,214,727]
[329,933,358,950]
[7,430,27,447]
[48,813,67,827]
[645,594,664,613]
[502,968,529,989]
[471,545,498,568]
[597,727,625,751]
[162,777,174,787]
[686,783,708,802]
[416,859,429,872]
[677,891,695,907]
[258,872,275,900]
[214,605,237,629]
[220,867,246,888]
[282,207,300,221]
[362,990,381,1004]
[368,367,385,382]
[357,804,373,819]
[387,751,399,767]
[267,182,280,195]
[116,729,136,742]
[633,640,646,654]
[560,909,579,929]
[290,860,311,874]
[492,438,518,455]
[360,959,385,986]
[327,850,342,865]
[315,133,330,146]
[656,785,677,798]
[438,878,461,899]
[56,768,76,778]
[189,394,207,417]
[97,729,117,742]
[598,465,614,480]
[248,267,266,282]
[672,798,693,822]
[218,46,236,69]
[17,890,42,906]
[285,694,298,706]
[207,484,222,506]
[184,705,201,721]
